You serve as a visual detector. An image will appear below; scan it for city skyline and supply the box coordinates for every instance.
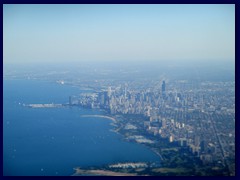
[3,4,235,176]
[3,4,235,64]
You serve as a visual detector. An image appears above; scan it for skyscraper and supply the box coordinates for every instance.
[162,81,166,97]
[108,86,112,97]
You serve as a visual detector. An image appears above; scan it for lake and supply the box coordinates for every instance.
[3,79,160,176]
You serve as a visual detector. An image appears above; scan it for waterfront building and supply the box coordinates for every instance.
[169,135,174,142]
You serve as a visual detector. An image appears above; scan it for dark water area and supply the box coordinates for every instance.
[3,79,160,176]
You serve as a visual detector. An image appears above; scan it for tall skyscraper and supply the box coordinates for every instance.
[162,81,166,97]
[108,86,112,97]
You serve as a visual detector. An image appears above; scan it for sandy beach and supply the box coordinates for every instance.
[80,115,117,123]
[72,167,138,176]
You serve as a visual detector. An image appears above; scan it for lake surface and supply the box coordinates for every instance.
[3,79,160,176]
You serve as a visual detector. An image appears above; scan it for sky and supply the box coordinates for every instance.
[3,4,235,64]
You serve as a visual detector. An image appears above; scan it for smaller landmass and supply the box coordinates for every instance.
[72,168,138,176]
[24,104,63,108]
[72,162,193,176]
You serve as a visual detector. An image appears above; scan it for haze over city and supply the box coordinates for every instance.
[4,4,234,64]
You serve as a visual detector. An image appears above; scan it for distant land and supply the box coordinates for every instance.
[10,60,235,176]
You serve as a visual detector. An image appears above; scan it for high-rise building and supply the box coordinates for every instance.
[103,91,109,106]
[99,92,105,106]
[108,86,112,97]
[195,135,200,147]
[162,80,166,97]
[161,118,166,128]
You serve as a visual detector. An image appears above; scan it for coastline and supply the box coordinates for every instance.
[72,167,138,176]
[80,115,117,123]
[151,148,164,161]
[78,113,163,174]
[81,114,163,162]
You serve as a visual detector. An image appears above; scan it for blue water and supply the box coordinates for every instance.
[3,79,160,176]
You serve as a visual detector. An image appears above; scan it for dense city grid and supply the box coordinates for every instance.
[71,79,235,175]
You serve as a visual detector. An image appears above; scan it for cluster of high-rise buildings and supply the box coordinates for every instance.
[70,80,235,175]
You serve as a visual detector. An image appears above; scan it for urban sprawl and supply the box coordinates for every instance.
[68,79,234,175]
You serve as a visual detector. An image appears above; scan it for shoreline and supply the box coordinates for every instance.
[72,167,138,176]
[80,115,117,123]
[82,114,163,162]
[151,148,164,161]
[79,113,163,173]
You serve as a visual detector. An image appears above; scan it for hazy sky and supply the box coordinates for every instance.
[3,4,235,64]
